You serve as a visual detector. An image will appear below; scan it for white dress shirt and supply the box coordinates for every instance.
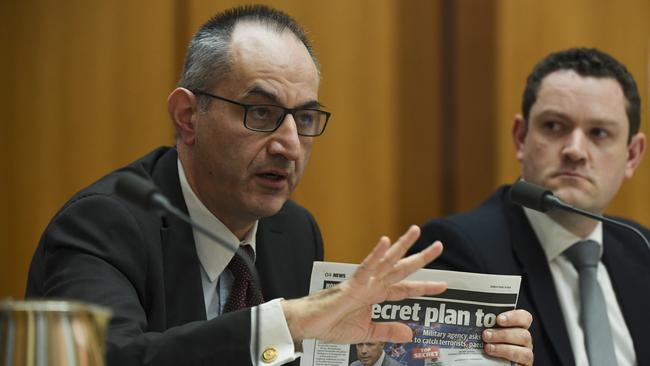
[178,160,299,365]
[373,351,387,366]
[524,208,636,366]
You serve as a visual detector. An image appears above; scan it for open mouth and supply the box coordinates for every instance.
[259,173,286,181]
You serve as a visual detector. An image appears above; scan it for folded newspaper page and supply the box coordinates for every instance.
[300,262,521,366]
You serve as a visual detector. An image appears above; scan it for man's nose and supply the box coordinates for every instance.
[562,128,588,162]
[268,114,301,161]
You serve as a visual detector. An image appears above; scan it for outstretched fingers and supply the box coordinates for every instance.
[380,225,422,266]
[381,240,444,286]
[354,225,422,284]
[354,236,392,284]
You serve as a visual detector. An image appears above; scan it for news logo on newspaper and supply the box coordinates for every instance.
[301,263,521,366]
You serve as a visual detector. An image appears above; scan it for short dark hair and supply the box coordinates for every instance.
[178,4,318,99]
[521,47,641,140]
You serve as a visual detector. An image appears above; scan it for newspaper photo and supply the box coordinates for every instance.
[300,262,521,366]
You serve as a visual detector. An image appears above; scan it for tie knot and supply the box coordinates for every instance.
[564,240,601,269]
[239,244,255,261]
[227,245,255,277]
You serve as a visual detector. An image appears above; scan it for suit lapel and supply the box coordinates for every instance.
[152,148,206,326]
[256,202,317,302]
[506,203,575,366]
[256,208,300,300]
[256,223,282,300]
[603,227,650,364]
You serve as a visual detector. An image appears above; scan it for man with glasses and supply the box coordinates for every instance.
[26,5,532,366]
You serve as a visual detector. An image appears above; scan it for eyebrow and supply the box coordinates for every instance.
[534,109,569,121]
[535,109,621,126]
[243,85,323,110]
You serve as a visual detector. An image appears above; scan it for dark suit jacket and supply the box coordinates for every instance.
[409,186,650,366]
[26,147,324,366]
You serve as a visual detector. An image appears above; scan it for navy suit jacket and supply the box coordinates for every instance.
[26,147,324,366]
[409,186,650,366]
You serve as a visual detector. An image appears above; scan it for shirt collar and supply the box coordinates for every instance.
[177,159,258,282]
[523,207,602,262]
[370,351,386,366]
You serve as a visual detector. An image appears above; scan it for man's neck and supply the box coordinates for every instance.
[188,192,254,241]
[218,217,255,241]
[177,153,256,241]
[546,210,600,238]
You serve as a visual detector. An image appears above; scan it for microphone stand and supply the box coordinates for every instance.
[547,197,650,253]
[510,179,650,253]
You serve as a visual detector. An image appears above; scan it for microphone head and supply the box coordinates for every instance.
[114,172,161,210]
[509,179,555,212]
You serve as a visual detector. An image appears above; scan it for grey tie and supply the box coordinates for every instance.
[564,240,618,366]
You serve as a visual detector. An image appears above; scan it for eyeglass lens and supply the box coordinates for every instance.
[246,105,325,135]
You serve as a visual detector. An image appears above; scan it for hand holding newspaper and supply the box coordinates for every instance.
[283,226,448,344]
[300,260,522,366]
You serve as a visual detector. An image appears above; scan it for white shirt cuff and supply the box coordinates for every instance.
[251,298,302,365]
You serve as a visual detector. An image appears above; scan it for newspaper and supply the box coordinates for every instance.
[300,262,521,366]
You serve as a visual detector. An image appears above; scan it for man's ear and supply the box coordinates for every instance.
[625,132,646,178]
[512,114,527,163]
[168,88,199,145]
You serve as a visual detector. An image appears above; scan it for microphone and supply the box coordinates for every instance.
[509,179,650,251]
[114,171,262,365]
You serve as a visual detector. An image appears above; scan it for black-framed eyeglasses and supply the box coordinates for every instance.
[193,90,331,137]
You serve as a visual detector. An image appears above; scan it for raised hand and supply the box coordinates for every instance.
[282,225,446,344]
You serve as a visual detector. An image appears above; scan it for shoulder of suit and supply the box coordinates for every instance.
[603,214,650,242]
[65,146,172,200]
[274,199,314,219]
[53,147,172,216]
[422,186,511,230]
[606,215,649,231]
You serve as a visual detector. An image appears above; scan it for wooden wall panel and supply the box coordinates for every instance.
[395,1,443,232]
[448,0,500,212]
[1,0,177,298]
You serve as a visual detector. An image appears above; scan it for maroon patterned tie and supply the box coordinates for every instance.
[223,245,264,312]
